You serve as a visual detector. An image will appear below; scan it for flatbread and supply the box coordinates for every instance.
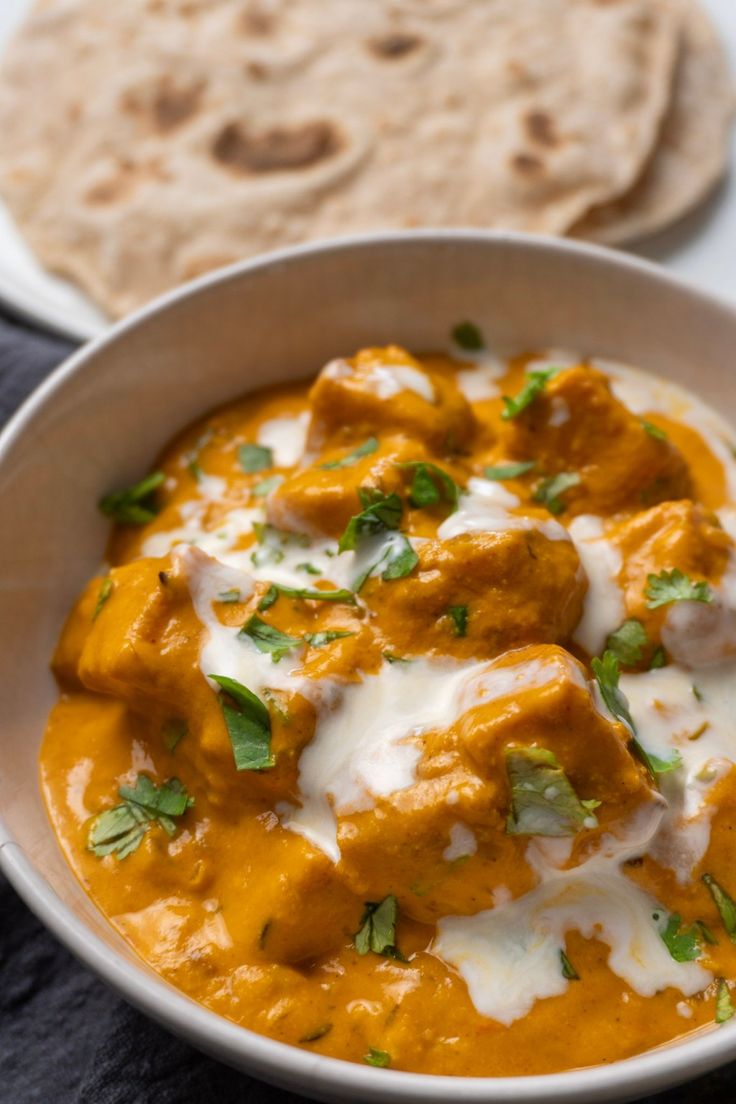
[574,0,734,246]
[0,0,680,318]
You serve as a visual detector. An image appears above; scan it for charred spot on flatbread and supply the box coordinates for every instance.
[211,121,342,174]
[524,111,559,148]
[367,33,423,59]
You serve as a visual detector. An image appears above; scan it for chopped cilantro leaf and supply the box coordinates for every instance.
[606,619,648,667]
[238,444,273,473]
[505,747,599,837]
[484,461,536,481]
[649,646,667,670]
[217,588,241,604]
[645,569,713,609]
[641,419,668,441]
[320,437,379,470]
[99,471,165,525]
[592,651,681,775]
[252,474,283,496]
[451,320,484,351]
[354,896,405,960]
[299,1024,333,1043]
[339,489,402,553]
[532,472,581,515]
[501,366,561,420]
[654,911,702,962]
[87,773,193,858]
[560,949,579,980]
[304,630,355,648]
[257,583,356,611]
[187,458,203,482]
[296,562,321,576]
[703,874,736,942]
[210,674,274,771]
[398,461,459,511]
[239,615,302,662]
[448,605,468,637]
[364,1048,391,1068]
[716,979,735,1024]
[381,535,419,581]
[93,577,113,620]
[162,718,187,753]
[695,920,718,946]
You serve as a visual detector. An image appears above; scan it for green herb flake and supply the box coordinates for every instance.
[364,1048,391,1068]
[649,646,667,670]
[593,652,681,775]
[560,949,579,980]
[93,577,114,620]
[99,471,165,525]
[703,874,736,942]
[339,489,403,553]
[398,461,460,511]
[381,535,419,581]
[501,366,562,420]
[716,979,735,1024]
[645,569,713,609]
[695,920,718,946]
[296,562,321,576]
[448,605,468,637]
[238,443,273,473]
[217,588,241,604]
[162,718,187,753]
[320,437,379,470]
[210,674,274,771]
[484,461,536,481]
[641,419,668,442]
[654,911,702,963]
[257,583,356,612]
[239,615,302,662]
[606,619,648,667]
[252,474,283,496]
[354,896,406,960]
[87,773,193,859]
[451,320,485,351]
[532,472,581,516]
[304,630,355,648]
[187,458,203,482]
[505,747,599,837]
[693,684,705,703]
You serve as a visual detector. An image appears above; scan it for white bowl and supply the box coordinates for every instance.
[2,231,736,1104]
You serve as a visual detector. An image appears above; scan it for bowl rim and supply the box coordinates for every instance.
[2,228,736,1102]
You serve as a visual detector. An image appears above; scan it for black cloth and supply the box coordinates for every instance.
[1,310,735,1104]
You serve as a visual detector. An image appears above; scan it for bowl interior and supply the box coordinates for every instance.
[2,231,736,1102]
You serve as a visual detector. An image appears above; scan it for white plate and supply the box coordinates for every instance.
[0,0,734,343]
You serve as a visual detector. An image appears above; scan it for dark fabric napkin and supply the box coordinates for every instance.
[1,311,734,1104]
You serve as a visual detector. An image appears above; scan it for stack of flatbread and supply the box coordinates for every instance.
[0,0,731,318]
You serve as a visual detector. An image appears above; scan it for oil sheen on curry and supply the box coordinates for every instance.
[42,331,736,1076]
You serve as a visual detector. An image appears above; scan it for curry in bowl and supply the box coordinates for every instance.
[41,332,736,1075]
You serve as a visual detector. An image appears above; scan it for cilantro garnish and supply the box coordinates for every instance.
[257,583,356,611]
[451,320,485,351]
[217,588,241,604]
[703,874,736,942]
[501,366,562,420]
[716,979,735,1024]
[649,646,667,670]
[238,444,273,473]
[99,471,165,525]
[87,774,193,859]
[162,718,187,753]
[645,569,713,609]
[448,605,468,637]
[93,577,113,620]
[398,462,459,511]
[654,910,702,963]
[606,619,648,667]
[354,896,406,960]
[296,562,321,576]
[641,419,668,442]
[299,1024,333,1044]
[484,461,536,481]
[252,474,283,496]
[592,651,681,775]
[505,747,599,837]
[560,949,579,980]
[304,630,355,648]
[364,1048,391,1068]
[239,615,302,662]
[532,472,581,516]
[209,674,274,771]
[339,489,403,553]
[320,438,379,470]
